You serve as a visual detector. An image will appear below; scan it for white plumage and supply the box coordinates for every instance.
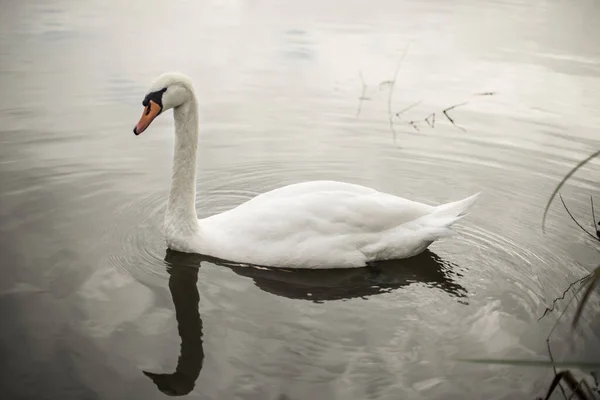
[133,72,480,269]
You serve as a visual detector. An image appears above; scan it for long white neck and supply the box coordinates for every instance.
[165,95,200,234]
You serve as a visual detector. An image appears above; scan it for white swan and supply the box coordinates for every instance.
[132,72,480,269]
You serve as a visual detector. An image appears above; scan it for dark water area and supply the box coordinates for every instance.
[1,0,599,399]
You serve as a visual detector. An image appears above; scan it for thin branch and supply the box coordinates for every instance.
[547,342,570,400]
[591,372,599,393]
[563,374,592,400]
[569,376,597,400]
[391,90,496,136]
[393,100,468,133]
[542,149,600,232]
[443,102,469,112]
[540,371,573,400]
[571,267,599,328]
[539,273,591,400]
[457,359,600,371]
[425,113,436,128]
[442,102,468,132]
[591,197,599,240]
[545,290,581,400]
[408,121,420,132]
[395,100,422,118]
[590,196,596,228]
[559,194,599,241]
[386,42,411,144]
[538,276,588,321]
[356,71,370,118]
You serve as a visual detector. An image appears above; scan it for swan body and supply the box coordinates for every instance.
[133,72,480,269]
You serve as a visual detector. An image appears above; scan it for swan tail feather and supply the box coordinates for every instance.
[417,192,480,240]
[434,192,480,219]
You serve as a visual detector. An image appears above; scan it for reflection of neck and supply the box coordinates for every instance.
[165,97,200,233]
[143,266,204,396]
[170,266,204,384]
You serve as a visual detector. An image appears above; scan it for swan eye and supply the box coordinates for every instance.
[143,88,167,108]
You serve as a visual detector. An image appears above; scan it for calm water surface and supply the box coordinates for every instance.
[1,0,600,399]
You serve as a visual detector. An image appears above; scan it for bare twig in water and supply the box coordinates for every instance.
[591,196,596,228]
[538,276,589,322]
[385,43,411,144]
[590,197,599,239]
[395,100,422,118]
[408,121,420,132]
[571,266,599,329]
[537,261,600,399]
[425,113,436,128]
[392,99,475,134]
[356,71,370,118]
[541,149,600,232]
[393,91,497,134]
[538,370,596,400]
[443,102,469,113]
[374,56,496,138]
[391,101,463,133]
[554,194,600,328]
[442,102,468,132]
[559,195,599,241]
[566,377,598,400]
[591,373,599,393]
[546,341,569,400]
[543,280,583,400]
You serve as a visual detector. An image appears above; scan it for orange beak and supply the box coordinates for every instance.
[133,100,161,135]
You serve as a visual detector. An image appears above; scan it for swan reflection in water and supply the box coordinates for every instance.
[143,257,204,396]
[143,249,468,395]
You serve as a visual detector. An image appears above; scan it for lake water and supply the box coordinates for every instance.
[1,0,599,399]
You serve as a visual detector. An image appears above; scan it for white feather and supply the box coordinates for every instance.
[138,73,480,269]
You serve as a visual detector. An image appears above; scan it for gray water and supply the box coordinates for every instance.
[1,0,600,399]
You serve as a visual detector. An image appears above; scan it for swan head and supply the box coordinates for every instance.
[133,72,194,135]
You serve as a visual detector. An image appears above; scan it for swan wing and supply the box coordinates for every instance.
[199,188,434,267]
[207,188,433,236]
